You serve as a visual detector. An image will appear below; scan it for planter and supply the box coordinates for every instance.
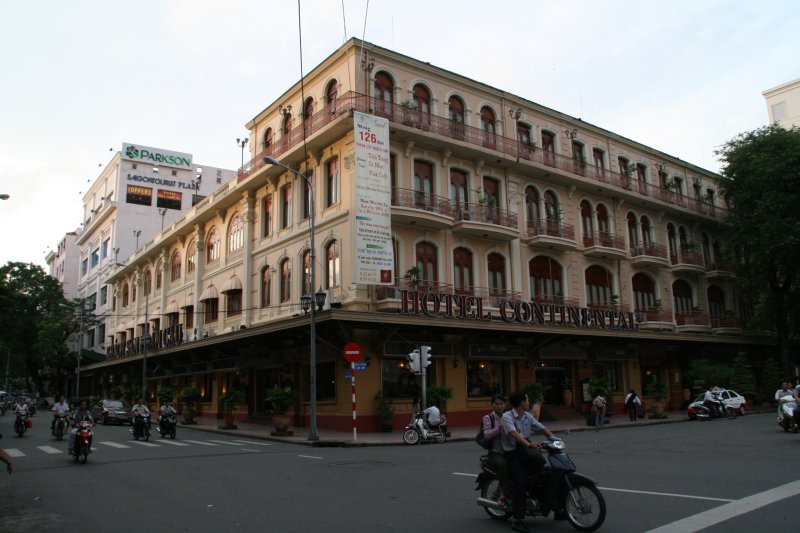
[650,400,665,417]
[562,389,573,408]
[531,402,542,420]
[271,413,294,436]
[219,412,237,430]
[181,405,197,425]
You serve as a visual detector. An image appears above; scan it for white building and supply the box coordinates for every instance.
[763,77,800,128]
[45,229,81,300]
[74,143,235,359]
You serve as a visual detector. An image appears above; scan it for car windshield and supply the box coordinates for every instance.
[105,400,125,409]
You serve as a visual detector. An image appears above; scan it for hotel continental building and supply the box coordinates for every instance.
[84,39,770,430]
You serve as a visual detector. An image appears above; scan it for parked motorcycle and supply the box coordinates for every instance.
[53,415,69,441]
[402,412,447,444]
[74,420,93,464]
[695,399,736,420]
[777,396,798,433]
[130,413,151,441]
[157,413,177,439]
[476,438,606,532]
[14,414,32,437]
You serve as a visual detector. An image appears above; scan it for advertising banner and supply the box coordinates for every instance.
[122,142,193,170]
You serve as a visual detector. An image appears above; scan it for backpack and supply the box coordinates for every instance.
[475,414,496,449]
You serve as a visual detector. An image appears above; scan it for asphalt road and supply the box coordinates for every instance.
[1,411,797,532]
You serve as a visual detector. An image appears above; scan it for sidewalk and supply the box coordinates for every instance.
[177,409,707,447]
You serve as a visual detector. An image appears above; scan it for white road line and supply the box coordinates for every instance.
[598,486,734,503]
[298,454,323,460]
[232,440,274,446]
[241,448,260,452]
[3,449,24,458]
[207,440,245,446]
[453,472,478,477]
[99,441,130,449]
[130,440,160,447]
[158,439,189,446]
[37,446,63,455]
[645,479,800,533]
[183,440,218,446]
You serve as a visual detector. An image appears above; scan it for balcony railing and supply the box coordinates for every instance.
[447,286,522,308]
[453,202,518,229]
[630,242,668,259]
[239,91,727,219]
[710,316,742,329]
[583,231,627,251]
[527,219,576,240]
[392,187,454,218]
[375,280,453,301]
[635,308,674,323]
[673,250,705,267]
[706,259,735,272]
[675,312,711,326]
[531,296,581,307]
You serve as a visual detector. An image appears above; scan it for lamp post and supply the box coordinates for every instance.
[264,155,326,441]
[115,263,149,399]
[236,137,249,168]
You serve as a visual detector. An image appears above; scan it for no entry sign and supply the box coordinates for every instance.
[343,342,362,363]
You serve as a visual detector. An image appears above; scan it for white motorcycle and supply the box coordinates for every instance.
[402,412,447,445]
[777,396,798,433]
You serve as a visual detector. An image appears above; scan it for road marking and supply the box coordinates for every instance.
[453,472,478,477]
[99,441,130,449]
[241,448,260,452]
[598,486,735,503]
[37,446,63,455]
[158,439,189,446]
[645,479,800,533]
[232,440,274,446]
[207,439,246,446]
[183,440,218,446]
[298,454,323,460]
[3,449,24,458]
[130,440,160,447]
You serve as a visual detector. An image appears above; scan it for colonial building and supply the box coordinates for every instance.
[84,39,770,430]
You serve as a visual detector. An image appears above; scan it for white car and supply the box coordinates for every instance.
[687,389,747,419]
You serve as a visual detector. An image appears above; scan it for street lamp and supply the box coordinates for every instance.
[264,155,326,441]
[115,263,149,399]
[192,169,203,206]
[236,137,249,168]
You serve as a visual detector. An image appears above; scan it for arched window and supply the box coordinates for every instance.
[374,72,394,117]
[326,241,340,289]
[155,260,163,289]
[263,127,273,150]
[261,267,271,308]
[228,215,244,253]
[702,233,711,264]
[171,252,181,282]
[678,226,689,250]
[667,223,678,263]
[416,241,438,286]
[326,80,338,106]
[302,250,312,296]
[448,95,465,124]
[632,273,656,310]
[627,212,639,247]
[143,269,152,296]
[453,247,473,292]
[544,191,559,222]
[280,258,291,303]
[187,240,196,274]
[412,84,431,124]
[640,216,652,245]
[580,200,594,242]
[707,285,726,317]
[122,284,129,307]
[206,228,220,263]
[480,106,496,147]
[488,253,505,295]
[449,169,468,212]
[529,256,563,303]
[596,204,610,235]
[303,97,314,135]
[525,186,540,227]
[541,130,555,166]
[672,280,694,313]
[585,265,613,307]
[282,113,293,136]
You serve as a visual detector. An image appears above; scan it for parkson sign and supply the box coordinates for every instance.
[121,142,193,170]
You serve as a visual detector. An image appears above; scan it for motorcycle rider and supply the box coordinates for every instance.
[775,382,797,401]
[13,395,30,432]
[158,399,177,435]
[51,395,70,435]
[703,386,724,417]
[482,394,508,503]
[67,400,94,455]
[423,402,448,438]
[501,390,556,533]
[131,397,150,437]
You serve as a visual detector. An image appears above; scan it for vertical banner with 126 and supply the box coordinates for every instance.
[353,111,394,285]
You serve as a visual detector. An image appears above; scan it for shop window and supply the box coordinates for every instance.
[466,360,509,398]
[381,357,437,399]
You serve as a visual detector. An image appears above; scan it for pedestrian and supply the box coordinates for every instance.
[624,390,641,421]
[593,393,607,428]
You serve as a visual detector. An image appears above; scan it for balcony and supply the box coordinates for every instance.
[670,249,706,274]
[452,202,519,242]
[634,308,674,332]
[582,231,628,259]
[710,316,744,335]
[524,219,578,251]
[237,92,727,220]
[629,242,669,268]
[706,259,736,279]
[675,311,712,333]
[391,187,454,229]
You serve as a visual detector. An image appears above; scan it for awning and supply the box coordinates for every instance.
[199,285,218,301]
[221,276,243,293]
[165,301,179,314]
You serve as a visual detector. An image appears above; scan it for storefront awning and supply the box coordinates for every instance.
[199,286,218,301]
[165,301,179,314]
[221,276,242,293]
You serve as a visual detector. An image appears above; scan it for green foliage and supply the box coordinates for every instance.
[220,390,245,414]
[265,388,296,415]
[588,375,611,399]
[425,385,453,409]
[715,125,800,376]
[686,359,734,390]
[180,387,201,406]
[761,358,783,395]
[521,382,548,404]
[374,391,395,424]
[157,386,175,403]
[729,353,756,397]
[645,381,668,401]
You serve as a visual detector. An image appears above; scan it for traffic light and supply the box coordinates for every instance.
[407,349,420,373]
[420,345,432,369]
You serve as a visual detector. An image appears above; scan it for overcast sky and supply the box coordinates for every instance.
[1,0,797,269]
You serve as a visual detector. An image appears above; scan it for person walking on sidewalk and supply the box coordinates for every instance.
[593,393,607,427]
[624,390,641,421]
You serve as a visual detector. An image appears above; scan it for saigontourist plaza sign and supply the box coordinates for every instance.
[398,288,639,331]
[121,142,193,170]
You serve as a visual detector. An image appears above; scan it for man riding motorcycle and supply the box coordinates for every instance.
[703,387,725,418]
[51,395,70,435]
[131,398,151,438]
[158,400,177,436]
[68,401,94,455]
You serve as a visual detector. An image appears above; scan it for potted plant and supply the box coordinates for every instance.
[645,381,668,418]
[521,382,548,419]
[375,391,395,432]
[157,386,174,405]
[219,390,245,430]
[561,376,574,407]
[426,385,453,412]
[180,387,201,425]
[400,100,417,125]
[266,388,296,435]
[404,266,422,290]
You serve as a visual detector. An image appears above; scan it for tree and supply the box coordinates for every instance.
[715,125,800,377]
[0,262,77,395]
[729,353,756,398]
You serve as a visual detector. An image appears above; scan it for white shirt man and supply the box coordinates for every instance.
[423,405,441,426]
[775,383,797,401]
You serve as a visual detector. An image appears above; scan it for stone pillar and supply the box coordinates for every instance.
[242,191,255,327]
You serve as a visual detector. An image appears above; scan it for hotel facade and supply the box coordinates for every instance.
[83,39,771,430]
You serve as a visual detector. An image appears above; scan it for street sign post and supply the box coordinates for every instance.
[342,342,363,441]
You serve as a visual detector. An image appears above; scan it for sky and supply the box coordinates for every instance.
[1,0,797,269]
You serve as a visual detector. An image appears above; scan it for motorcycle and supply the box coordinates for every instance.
[476,438,606,532]
[130,413,151,441]
[777,396,798,433]
[695,398,736,420]
[156,413,177,439]
[14,414,32,437]
[74,420,93,464]
[53,415,69,441]
[402,412,447,445]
